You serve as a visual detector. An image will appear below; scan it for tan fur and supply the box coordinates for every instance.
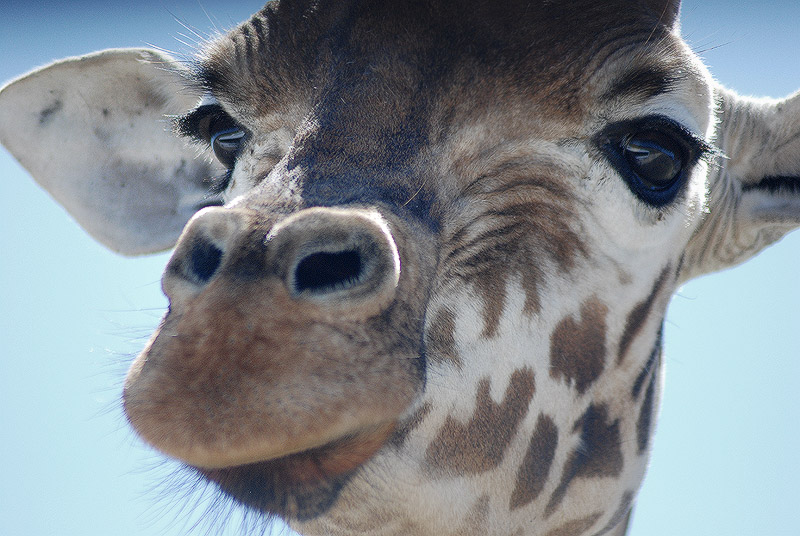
[1,0,798,535]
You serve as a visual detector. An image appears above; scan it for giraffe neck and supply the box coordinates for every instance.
[295,262,673,535]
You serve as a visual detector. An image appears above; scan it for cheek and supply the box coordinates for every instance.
[582,159,706,262]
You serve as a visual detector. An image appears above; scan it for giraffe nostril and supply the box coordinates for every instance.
[189,239,223,283]
[293,250,363,294]
[161,207,250,302]
[270,208,401,308]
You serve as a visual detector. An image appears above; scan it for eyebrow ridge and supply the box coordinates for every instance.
[175,103,226,142]
[603,65,687,103]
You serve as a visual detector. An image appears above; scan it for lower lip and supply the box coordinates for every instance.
[196,422,396,513]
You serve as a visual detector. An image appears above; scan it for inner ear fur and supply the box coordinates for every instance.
[680,87,800,282]
[0,48,222,255]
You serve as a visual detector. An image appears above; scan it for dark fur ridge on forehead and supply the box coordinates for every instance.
[198,0,679,117]
[188,0,690,291]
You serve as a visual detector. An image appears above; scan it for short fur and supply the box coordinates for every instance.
[1,1,798,535]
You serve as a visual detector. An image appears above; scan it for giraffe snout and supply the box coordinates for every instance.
[162,205,401,318]
[123,204,423,473]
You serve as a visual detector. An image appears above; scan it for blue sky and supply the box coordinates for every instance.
[0,2,798,535]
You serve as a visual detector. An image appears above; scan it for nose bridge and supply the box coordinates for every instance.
[163,205,402,313]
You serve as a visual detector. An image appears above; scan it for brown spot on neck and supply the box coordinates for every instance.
[636,370,658,455]
[426,368,535,474]
[617,266,671,364]
[426,307,460,368]
[631,330,662,399]
[510,413,559,510]
[543,512,603,536]
[549,298,609,395]
[546,404,623,515]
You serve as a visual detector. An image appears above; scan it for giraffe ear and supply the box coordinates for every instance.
[0,48,222,256]
[680,87,800,281]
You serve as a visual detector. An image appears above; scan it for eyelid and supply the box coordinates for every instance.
[597,115,714,162]
[175,101,236,144]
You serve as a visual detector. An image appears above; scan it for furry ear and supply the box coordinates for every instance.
[680,87,800,281]
[0,48,222,255]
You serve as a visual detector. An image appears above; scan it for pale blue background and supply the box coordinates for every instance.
[0,2,798,535]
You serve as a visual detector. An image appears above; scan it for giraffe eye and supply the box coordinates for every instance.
[599,116,707,207]
[178,103,248,170]
[207,113,246,169]
[211,127,246,169]
[621,130,684,192]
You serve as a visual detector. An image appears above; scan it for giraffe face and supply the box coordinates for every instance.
[124,2,712,528]
[1,0,799,535]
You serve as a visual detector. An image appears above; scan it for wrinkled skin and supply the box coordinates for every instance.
[1,1,798,535]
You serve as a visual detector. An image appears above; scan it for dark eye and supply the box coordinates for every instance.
[209,115,246,169]
[211,127,246,169]
[599,116,706,207]
[622,130,683,191]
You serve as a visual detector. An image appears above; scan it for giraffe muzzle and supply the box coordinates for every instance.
[121,205,427,510]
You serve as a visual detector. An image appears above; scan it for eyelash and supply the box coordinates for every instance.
[596,115,715,207]
[177,104,248,193]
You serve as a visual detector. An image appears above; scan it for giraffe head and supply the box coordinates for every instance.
[1,1,798,534]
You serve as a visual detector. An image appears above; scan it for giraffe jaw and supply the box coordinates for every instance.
[196,421,396,520]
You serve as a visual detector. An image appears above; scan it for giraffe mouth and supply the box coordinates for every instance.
[196,422,396,520]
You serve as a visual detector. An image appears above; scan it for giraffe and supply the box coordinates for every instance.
[1,1,798,535]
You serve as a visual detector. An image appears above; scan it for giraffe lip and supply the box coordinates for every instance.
[196,422,395,517]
